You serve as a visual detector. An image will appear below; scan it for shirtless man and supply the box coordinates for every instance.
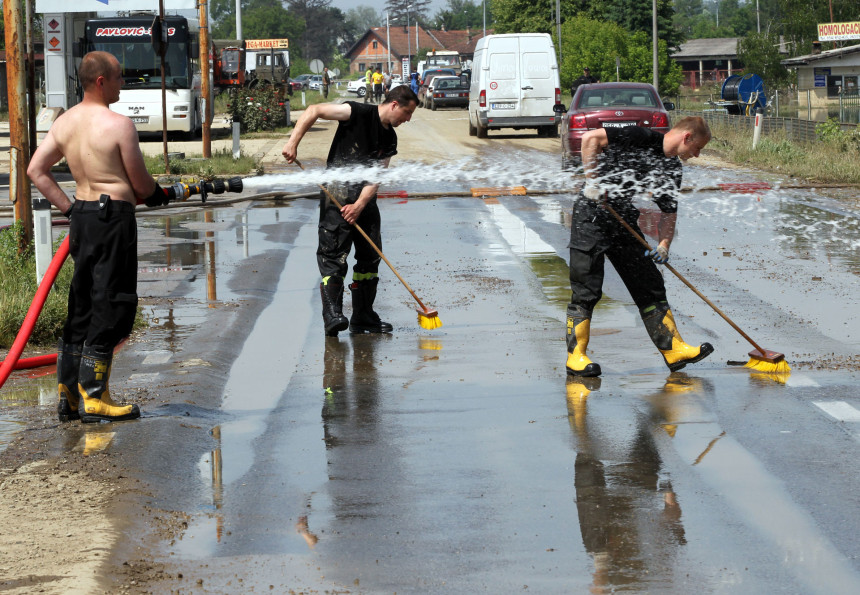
[28,51,172,423]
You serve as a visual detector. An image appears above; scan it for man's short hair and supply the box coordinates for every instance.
[383,85,419,107]
[78,51,117,91]
[584,67,590,72]
[672,116,711,141]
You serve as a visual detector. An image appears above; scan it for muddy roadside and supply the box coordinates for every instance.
[0,109,754,594]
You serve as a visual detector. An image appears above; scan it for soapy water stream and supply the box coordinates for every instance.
[241,151,860,257]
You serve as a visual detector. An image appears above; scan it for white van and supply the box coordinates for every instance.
[468,33,561,138]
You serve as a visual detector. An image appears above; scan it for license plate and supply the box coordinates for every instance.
[602,121,635,128]
[131,116,149,124]
[445,93,460,97]
[491,103,516,109]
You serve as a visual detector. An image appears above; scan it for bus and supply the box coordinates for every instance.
[82,15,201,137]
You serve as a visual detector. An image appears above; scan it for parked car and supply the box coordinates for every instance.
[427,75,470,110]
[347,78,367,97]
[292,73,313,89]
[557,81,675,170]
[288,78,304,92]
[418,68,457,107]
[308,75,324,90]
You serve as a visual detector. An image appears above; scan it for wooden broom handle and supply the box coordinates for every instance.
[602,202,766,355]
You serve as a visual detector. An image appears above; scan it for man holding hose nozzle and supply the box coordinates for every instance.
[565,116,713,376]
[282,85,419,336]
[27,51,176,423]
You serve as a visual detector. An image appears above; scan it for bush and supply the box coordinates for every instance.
[0,222,73,347]
[228,86,288,133]
[816,117,860,152]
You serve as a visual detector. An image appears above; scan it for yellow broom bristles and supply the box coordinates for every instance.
[417,309,443,330]
[744,356,791,374]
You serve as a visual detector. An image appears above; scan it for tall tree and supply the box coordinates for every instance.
[287,0,348,63]
[384,0,432,26]
[433,0,485,30]
[210,0,305,42]
[738,30,791,87]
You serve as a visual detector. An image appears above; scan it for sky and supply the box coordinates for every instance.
[330,0,450,21]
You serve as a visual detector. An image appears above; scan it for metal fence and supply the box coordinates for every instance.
[675,109,830,143]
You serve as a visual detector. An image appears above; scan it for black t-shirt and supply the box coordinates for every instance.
[599,126,681,214]
[326,101,398,169]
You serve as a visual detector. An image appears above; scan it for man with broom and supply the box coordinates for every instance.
[282,85,419,336]
[565,116,713,376]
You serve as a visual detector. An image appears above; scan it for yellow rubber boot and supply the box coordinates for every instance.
[642,304,713,372]
[565,308,601,377]
[78,345,140,423]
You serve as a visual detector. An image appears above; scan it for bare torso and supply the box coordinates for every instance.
[48,103,140,203]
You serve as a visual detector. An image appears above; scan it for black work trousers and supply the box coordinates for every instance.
[317,184,381,279]
[63,199,138,350]
[568,198,667,315]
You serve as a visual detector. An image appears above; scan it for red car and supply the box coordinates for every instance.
[557,82,675,170]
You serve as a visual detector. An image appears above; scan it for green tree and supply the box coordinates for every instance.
[287,0,349,63]
[210,0,305,43]
[433,0,485,30]
[385,0,432,26]
[737,30,791,88]
[559,15,682,95]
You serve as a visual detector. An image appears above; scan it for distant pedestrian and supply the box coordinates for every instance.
[383,71,392,95]
[410,71,420,95]
[372,67,384,103]
[322,67,332,99]
[571,67,599,97]
[365,66,373,103]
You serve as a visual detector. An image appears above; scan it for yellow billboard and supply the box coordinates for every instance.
[818,22,860,42]
[245,39,289,50]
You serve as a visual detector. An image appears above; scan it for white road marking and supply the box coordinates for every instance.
[813,401,860,422]
[142,351,172,365]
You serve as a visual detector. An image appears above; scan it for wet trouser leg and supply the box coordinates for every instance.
[63,200,138,351]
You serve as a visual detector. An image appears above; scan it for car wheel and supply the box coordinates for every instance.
[468,117,477,136]
[357,87,366,97]
[476,120,488,139]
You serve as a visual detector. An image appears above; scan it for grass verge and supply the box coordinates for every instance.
[0,223,73,348]
[708,123,860,184]
[144,148,261,177]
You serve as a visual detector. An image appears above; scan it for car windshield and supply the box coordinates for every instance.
[435,78,462,90]
[578,89,658,108]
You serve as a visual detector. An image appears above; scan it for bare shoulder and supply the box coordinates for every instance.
[311,101,352,121]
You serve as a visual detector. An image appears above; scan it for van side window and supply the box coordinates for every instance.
[522,52,550,79]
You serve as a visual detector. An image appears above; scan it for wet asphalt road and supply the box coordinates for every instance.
[4,159,860,592]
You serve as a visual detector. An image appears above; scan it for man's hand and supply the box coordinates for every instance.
[582,179,604,202]
[282,142,297,163]
[340,202,365,225]
[646,245,669,264]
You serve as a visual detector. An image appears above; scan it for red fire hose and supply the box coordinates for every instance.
[0,235,70,390]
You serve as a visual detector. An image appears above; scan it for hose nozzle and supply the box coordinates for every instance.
[165,177,244,203]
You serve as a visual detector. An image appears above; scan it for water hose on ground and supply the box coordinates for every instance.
[0,235,69,390]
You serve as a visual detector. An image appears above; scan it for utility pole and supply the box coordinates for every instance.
[4,0,33,246]
[25,0,37,160]
[199,0,212,158]
[652,0,659,92]
[236,0,243,39]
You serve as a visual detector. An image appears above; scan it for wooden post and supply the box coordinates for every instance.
[199,0,212,158]
[4,0,33,247]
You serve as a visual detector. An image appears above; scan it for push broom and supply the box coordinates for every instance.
[603,202,790,374]
[295,161,442,330]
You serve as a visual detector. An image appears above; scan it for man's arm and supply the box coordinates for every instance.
[657,212,677,250]
[282,102,352,163]
[580,128,608,178]
[27,130,74,215]
[115,116,157,200]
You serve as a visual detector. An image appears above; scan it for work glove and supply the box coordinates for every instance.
[143,182,171,207]
[582,179,604,202]
[646,245,670,265]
